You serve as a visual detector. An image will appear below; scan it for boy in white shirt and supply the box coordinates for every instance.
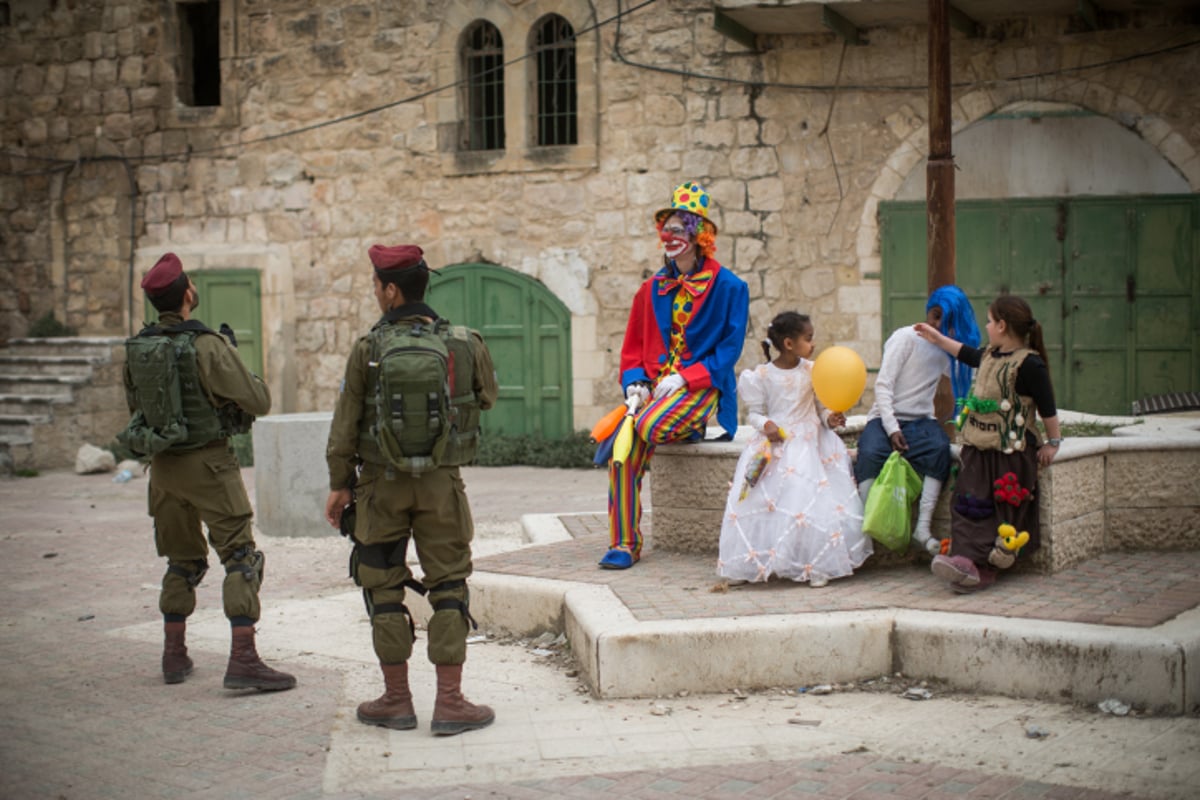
[855,286,979,554]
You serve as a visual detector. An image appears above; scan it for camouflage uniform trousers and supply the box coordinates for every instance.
[149,441,263,621]
[350,462,475,665]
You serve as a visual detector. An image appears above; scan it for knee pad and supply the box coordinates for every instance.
[221,546,263,621]
[160,559,208,617]
[426,579,477,665]
[363,587,416,663]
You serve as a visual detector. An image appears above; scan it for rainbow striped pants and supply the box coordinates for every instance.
[607,388,719,555]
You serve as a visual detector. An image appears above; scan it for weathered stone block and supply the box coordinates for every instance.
[253,412,335,538]
[1107,450,1200,507]
[1029,509,1105,574]
[1040,454,1105,525]
[1108,507,1200,551]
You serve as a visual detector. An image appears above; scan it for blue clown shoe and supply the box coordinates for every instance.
[598,548,638,570]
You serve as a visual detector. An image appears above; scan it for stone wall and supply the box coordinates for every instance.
[3,1,1199,425]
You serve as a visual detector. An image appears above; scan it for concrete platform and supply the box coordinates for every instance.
[3,465,1198,799]
[461,510,1200,714]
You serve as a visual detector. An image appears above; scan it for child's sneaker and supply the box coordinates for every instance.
[930,554,980,588]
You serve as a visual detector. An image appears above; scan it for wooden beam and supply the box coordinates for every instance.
[822,5,864,46]
[927,0,956,292]
[948,4,981,38]
[713,10,756,50]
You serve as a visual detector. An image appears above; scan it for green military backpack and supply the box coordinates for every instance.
[118,325,193,456]
[118,321,253,457]
[368,319,482,474]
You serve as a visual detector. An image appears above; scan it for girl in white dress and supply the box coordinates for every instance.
[717,312,872,585]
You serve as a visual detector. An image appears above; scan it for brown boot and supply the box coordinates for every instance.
[357,662,417,730]
[431,663,494,736]
[223,626,296,691]
[162,621,193,684]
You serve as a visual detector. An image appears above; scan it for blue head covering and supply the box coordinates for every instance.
[926,286,980,407]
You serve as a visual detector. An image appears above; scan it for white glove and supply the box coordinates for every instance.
[625,382,651,404]
[653,373,686,400]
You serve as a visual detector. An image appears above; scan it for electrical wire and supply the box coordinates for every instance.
[0,0,658,171]
[611,2,1200,93]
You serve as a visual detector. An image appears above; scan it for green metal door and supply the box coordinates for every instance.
[427,263,572,437]
[1065,200,1132,412]
[144,269,264,376]
[1131,199,1198,398]
[879,196,1199,414]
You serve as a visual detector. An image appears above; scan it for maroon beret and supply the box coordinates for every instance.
[141,252,185,296]
[369,244,426,272]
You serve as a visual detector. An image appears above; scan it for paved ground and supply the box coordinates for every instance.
[1,465,1198,799]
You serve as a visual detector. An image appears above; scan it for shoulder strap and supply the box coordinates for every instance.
[135,319,216,338]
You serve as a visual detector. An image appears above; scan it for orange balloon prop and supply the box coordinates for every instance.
[811,346,867,413]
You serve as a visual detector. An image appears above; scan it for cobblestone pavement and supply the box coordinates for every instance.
[1,467,1196,800]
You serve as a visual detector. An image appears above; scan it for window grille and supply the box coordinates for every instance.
[462,21,505,151]
[532,15,577,147]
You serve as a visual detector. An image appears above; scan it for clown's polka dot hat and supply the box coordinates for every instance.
[655,181,718,234]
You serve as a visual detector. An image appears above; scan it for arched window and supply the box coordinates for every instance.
[462,20,505,151]
[531,15,576,147]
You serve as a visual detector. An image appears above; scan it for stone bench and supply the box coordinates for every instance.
[650,417,1200,573]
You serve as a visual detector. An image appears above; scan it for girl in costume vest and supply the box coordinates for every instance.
[717,312,872,586]
[914,295,1063,593]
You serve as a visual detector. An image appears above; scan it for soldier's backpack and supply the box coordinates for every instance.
[368,319,482,474]
[118,324,194,456]
[118,321,252,456]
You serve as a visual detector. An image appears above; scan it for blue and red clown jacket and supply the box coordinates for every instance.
[618,256,749,436]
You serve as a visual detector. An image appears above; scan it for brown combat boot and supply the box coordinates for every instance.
[162,621,193,684]
[357,662,417,730]
[431,663,494,736]
[223,626,296,691]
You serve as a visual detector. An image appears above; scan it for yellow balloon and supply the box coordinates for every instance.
[811,345,867,413]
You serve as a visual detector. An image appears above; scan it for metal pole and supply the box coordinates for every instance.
[927,0,955,292]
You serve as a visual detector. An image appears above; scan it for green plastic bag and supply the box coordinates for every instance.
[862,451,922,553]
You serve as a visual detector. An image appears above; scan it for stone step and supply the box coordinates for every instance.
[0,355,102,377]
[4,337,125,359]
[0,424,35,453]
[0,412,53,427]
[0,394,70,416]
[0,374,89,394]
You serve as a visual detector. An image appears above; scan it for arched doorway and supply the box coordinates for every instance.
[879,103,1199,415]
[427,263,573,437]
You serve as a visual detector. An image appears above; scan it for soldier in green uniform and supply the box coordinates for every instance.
[126,253,295,691]
[323,243,498,736]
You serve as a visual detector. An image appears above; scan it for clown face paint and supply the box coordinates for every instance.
[660,225,692,259]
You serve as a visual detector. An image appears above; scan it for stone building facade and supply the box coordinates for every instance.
[2,0,1198,428]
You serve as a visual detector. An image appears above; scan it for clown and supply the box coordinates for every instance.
[599,181,750,570]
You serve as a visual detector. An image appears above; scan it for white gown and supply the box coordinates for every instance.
[717,360,872,583]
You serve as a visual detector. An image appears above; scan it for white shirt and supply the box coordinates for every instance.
[866,326,950,436]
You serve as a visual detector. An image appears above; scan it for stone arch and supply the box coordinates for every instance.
[856,86,1200,278]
